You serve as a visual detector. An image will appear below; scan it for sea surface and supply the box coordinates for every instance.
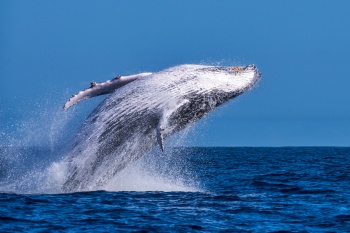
[0,147,349,232]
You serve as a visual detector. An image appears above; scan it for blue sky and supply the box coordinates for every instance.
[1,1,350,146]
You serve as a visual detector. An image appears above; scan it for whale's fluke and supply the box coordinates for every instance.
[64,72,152,110]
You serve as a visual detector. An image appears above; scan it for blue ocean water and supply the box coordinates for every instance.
[0,147,350,232]
[0,147,349,232]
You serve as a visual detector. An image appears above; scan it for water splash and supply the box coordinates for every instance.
[103,150,201,192]
[0,103,202,194]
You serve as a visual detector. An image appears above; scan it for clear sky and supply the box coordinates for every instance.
[1,0,350,147]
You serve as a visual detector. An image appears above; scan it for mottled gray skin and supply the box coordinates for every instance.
[62,64,261,192]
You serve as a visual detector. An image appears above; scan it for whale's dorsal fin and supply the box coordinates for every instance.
[64,72,152,110]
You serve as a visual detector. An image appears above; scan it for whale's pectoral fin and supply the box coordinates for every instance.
[156,98,190,152]
[63,72,152,110]
[156,124,165,152]
[63,76,123,110]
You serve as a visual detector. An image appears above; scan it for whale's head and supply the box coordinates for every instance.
[158,64,261,133]
[177,64,260,98]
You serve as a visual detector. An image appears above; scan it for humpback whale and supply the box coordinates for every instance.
[62,64,261,192]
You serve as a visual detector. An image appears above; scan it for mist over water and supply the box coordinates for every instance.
[0,101,74,194]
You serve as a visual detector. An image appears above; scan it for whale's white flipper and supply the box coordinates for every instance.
[156,98,190,152]
[64,72,152,110]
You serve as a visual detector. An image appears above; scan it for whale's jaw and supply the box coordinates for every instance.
[62,64,261,192]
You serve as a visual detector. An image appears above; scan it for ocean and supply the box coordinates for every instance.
[0,147,349,232]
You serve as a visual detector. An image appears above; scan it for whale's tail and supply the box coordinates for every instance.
[64,72,152,110]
